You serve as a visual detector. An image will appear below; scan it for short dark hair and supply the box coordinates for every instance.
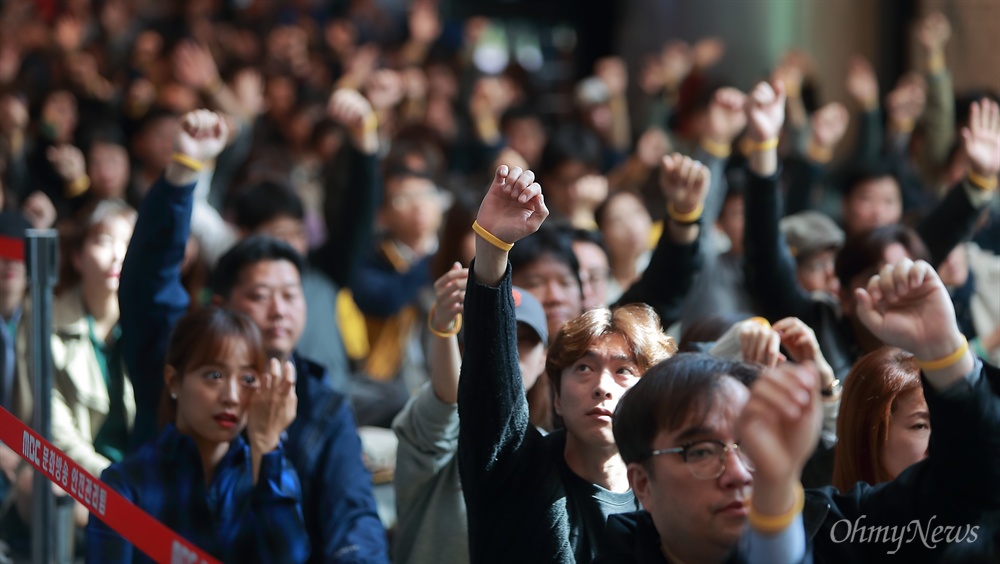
[569,227,610,262]
[540,122,602,178]
[509,223,582,288]
[841,162,900,200]
[614,353,759,466]
[210,235,306,298]
[232,181,305,231]
[834,224,930,292]
[500,105,543,131]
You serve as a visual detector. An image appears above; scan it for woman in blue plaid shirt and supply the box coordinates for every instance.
[85,306,310,563]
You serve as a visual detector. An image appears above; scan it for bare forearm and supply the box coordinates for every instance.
[430,335,462,404]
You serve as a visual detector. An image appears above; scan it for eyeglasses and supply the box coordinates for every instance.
[648,440,755,480]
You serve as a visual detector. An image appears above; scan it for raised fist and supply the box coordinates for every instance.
[46,144,86,182]
[328,88,378,154]
[476,165,548,245]
[916,12,951,53]
[706,87,747,145]
[745,81,786,142]
[660,153,710,216]
[845,55,879,110]
[174,110,229,162]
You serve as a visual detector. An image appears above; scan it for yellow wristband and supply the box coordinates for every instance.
[65,175,91,198]
[202,76,224,96]
[806,142,833,164]
[666,201,704,224]
[891,117,915,134]
[745,138,779,153]
[914,336,969,372]
[749,483,805,534]
[427,306,462,338]
[928,52,945,75]
[472,220,514,251]
[171,152,204,172]
[747,316,771,330]
[967,171,998,192]
[363,112,379,136]
[700,137,732,159]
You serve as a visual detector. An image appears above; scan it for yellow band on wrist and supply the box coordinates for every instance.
[203,76,224,96]
[745,138,779,153]
[666,201,704,224]
[914,336,969,372]
[967,171,998,192]
[472,220,514,251]
[700,137,732,159]
[363,112,379,136]
[427,306,462,338]
[747,316,771,330]
[749,483,805,534]
[928,52,945,75]
[892,118,915,134]
[65,175,91,197]
[171,152,204,172]
[806,143,833,164]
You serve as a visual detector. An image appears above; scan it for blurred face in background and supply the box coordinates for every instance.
[73,216,134,294]
[716,194,744,255]
[796,249,839,296]
[88,142,130,200]
[513,255,583,340]
[0,258,27,316]
[253,215,309,258]
[503,116,546,169]
[573,240,610,311]
[601,192,652,264]
[380,176,444,253]
[842,177,902,236]
[135,116,179,172]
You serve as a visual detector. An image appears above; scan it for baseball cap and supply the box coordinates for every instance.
[0,211,31,262]
[779,211,845,262]
[512,286,548,345]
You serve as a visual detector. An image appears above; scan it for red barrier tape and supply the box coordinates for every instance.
[0,407,221,564]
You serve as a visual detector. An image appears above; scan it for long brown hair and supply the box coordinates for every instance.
[158,307,269,427]
[832,347,922,492]
[546,303,676,397]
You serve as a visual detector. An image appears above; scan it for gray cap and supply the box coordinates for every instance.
[575,76,611,108]
[513,286,548,344]
[779,211,845,261]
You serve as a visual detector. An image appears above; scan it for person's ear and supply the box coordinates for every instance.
[164,365,179,398]
[552,385,562,416]
[627,462,652,508]
[71,249,84,276]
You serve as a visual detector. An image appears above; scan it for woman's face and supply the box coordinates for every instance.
[169,337,261,447]
[600,192,651,262]
[881,389,930,480]
[73,216,134,293]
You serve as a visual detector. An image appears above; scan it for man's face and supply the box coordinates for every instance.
[629,378,752,558]
[542,160,590,218]
[503,117,546,168]
[254,215,309,257]
[842,177,902,236]
[796,248,839,296]
[512,256,583,340]
[380,176,443,250]
[555,333,639,450]
[222,260,306,360]
[573,240,610,311]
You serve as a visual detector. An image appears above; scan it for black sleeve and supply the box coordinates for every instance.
[312,144,381,288]
[916,182,984,267]
[613,228,703,329]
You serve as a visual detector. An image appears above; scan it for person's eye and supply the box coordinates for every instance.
[686,445,718,461]
[205,370,223,380]
[575,364,592,373]
[617,366,636,377]
[911,422,929,431]
[242,374,259,387]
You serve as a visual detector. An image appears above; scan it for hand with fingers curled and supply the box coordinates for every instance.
[327,88,378,154]
[773,317,836,388]
[174,109,230,163]
[738,320,784,369]
[430,263,469,337]
[247,358,298,456]
[660,153,710,224]
[738,363,823,514]
[475,165,549,247]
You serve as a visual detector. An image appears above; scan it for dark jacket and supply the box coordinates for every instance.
[799,359,1000,563]
[119,175,389,563]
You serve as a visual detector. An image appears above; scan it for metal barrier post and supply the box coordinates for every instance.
[26,229,58,564]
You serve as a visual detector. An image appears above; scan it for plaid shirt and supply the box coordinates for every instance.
[85,424,310,563]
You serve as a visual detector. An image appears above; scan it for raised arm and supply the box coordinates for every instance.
[119,110,228,448]
[458,165,547,506]
[784,102,849,216]
[614,153,708,327]
[313,89,381,288]
[916,12,956,176]
[916,98,999,265]
[845,55,883,166]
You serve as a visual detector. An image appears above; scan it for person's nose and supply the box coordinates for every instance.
[592,369,614,400]
[269,294,288,319]
[719,447,753,488]
[219,376,240,407]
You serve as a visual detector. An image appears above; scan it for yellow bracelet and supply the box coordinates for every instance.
[891,118,915,134]
[65,175,91,198]
[363,112,379,136]
[171,152,204,172]
[749,483,805,534]
[745,138,779,153]
[202,76,224,96]
[472,220,514,251]
[806,142,833,164]
[700,137,732,159]
[967,171,998,192]
[666,201,704,224]
[927,52,945,75]
[914,336,969,372]
[427,306,462,338]
[747,316,771,330]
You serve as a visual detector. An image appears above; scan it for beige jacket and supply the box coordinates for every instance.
[47,288,136,476]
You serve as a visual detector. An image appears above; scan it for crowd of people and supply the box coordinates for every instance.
[0,0,998,562]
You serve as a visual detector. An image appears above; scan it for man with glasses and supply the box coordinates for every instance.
[602,354,760,563]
